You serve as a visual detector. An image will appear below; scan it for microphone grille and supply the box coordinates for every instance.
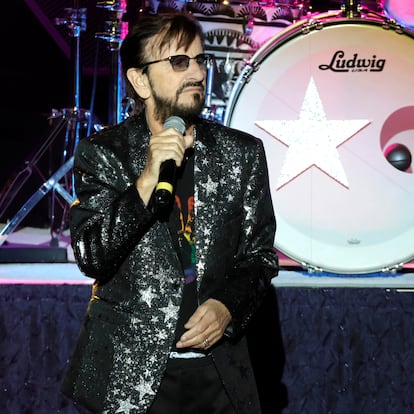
[163,116,186,134]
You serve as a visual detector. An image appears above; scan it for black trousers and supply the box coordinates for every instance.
[147,355,236,414]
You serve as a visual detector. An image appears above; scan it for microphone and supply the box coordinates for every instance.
[154,116,186,209]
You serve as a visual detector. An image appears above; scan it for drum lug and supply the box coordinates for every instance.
[241,60,259,84]
[301,16,330,35]
[381,263,404,274]
[382,18,405,35]
[301,263,324,273]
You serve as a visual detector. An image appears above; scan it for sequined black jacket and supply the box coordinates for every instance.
[61,112,279,413]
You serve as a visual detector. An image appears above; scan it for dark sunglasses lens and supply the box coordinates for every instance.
[171,55,190,71]
[196,54,208,66]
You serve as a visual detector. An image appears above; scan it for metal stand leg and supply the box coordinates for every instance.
[0,157,75,246]
[47,107,90,241]
[0,116,68,220]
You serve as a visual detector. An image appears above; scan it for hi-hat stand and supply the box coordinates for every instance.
[0,3,89,248]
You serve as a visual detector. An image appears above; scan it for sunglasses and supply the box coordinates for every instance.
[141,53,214,72]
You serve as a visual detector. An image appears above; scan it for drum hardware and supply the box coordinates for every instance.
[96,0,129,125]
[0,2,90,247]
[241,59,260,84]
[121,97,136,120]
[380,107,413,172]
[381,0,414,31]
[0,157,76,247]
[381,17,405,34]
[301,263,323,273]
[300,14,330,34]
[378,5,407,35]
[384,143,412,171]
[201,60,216,120]
[341,0,362,18]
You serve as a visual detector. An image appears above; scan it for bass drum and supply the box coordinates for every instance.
[224,12,414,274]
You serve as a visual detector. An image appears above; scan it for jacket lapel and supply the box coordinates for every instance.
[194,123,223,285]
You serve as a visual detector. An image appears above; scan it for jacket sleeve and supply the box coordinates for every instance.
[69,136,154,280]
[209,137,279,338]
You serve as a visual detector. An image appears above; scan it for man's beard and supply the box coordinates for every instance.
[150,80,205,126]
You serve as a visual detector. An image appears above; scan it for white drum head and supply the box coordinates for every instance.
[225,14,414,274]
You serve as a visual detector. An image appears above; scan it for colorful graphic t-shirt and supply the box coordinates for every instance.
[168,152,198,351]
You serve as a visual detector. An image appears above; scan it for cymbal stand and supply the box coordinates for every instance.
[201,61,216,121]
[54,2,88,197]
[0,3,89,247]
[96,0,131,125]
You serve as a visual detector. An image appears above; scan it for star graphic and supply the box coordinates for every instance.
[134,378,156,398]
[256,77,371,189]
[115,396,139,413]
[205,175,218,196]
[160,299,179,323]
[139,286,156,307]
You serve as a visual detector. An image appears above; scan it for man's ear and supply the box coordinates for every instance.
[127,68,150,100]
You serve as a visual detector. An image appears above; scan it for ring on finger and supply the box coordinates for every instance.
[203,337,210,349]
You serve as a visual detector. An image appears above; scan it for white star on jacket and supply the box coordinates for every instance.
[160,299,179,323]
[256,77,371,189]
[139,286,156,307]
[115,396,139,413]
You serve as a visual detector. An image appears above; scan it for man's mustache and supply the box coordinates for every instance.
[177,81,204,95]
